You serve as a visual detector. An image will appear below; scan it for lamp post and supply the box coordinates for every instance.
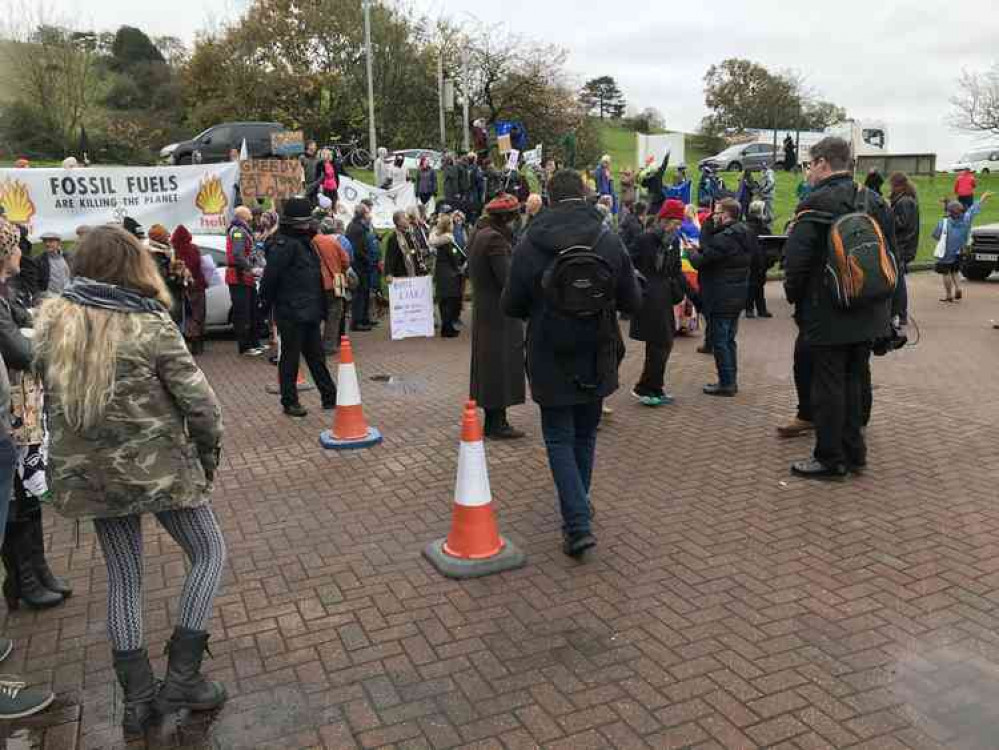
[363,0,377,159]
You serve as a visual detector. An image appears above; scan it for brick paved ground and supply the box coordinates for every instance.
[3,272,999,750]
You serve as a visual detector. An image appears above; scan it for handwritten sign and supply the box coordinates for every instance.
[239,160,304,201]
[497,133,512,154]
[271,130,304,158]
[505,149,520,172]
[389,276,434,340]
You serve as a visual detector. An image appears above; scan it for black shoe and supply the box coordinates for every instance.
[350,324,372,332]
[156,627,227,714]
[441,329,460,338]
[745,310,756,319]
[703,383,738,397]
[791,458,848,481]
[113,648,158,740]
[485,424,525,440]
[848,461,868,476]
[1,523,64,610]
[367,320,381,328]
[283,404,308,418]
[321,398,336,410]
[696,345,713,355]
[758,311,773,319]
[27,513,72,597]
[563,533,597,559]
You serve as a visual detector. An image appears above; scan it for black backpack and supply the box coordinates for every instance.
[540,225,621,391]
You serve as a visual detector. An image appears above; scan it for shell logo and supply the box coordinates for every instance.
[0,179,36,225]
[195,175,228,216]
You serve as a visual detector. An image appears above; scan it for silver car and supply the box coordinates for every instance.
[699,143,782,173]
[190,234,233,331]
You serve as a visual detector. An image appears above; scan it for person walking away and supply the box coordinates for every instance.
[888,172,920,326]
[630,199,684,406]
[934,194,992,302]
[689,198,752,396]
[430,214,464,338]
[226,206,263,356]
[468,194,526,439]
[0,219,56,719]
[314,218,352,355]
[783,137,895,480]
[759,163,776,223]
[744,200,773,318]
[259,199,338,418]
[171,226,208,354]
[416,157,438,207]
[864,168,884,196]
[954,167,977,209]
[37,232,72,296]
[502,170,640,557]
[619,201,646,256]
[1,233,72,612]
[346,204,373,332]
[35,226,227,737]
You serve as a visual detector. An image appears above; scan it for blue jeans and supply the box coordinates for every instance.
[540,401,602,538]
[0,435,14,546]
[711,315,740,387]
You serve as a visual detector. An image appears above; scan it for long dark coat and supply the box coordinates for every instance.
[468,218,525,410]
[629,229,681,345]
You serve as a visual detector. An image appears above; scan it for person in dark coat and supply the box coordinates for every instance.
[502,169,641,558]
[630,199,684,406]
[429,213,465,338]
[863,168,884,196]
[640,151,670,216]
[468,193,526,439]
[259,197,338,418]
[888,172,919,326]
[345,204,373,332]
[783,137,894,480]
[618,201,646,256]
[689,198,753,396]
[783,134,797,171]
[384,211,427,279]
[744,200,773,319]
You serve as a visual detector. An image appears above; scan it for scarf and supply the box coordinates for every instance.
[395,230,417,277]
[61,277,165,315]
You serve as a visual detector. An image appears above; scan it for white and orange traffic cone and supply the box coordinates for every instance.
[424,400,525,579]
[319,336,382,450]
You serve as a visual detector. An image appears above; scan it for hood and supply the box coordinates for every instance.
[171,225,193,251]
[526,202,606,255]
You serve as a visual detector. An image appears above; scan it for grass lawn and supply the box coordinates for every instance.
[595,121,999,262]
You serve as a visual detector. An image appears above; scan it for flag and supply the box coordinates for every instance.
[239,138,249,161]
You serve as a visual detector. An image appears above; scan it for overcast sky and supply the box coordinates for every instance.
[58,0,998,164]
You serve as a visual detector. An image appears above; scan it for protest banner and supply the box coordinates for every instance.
[497,133,512,154]
[523,145,543,166]
[271,130,305,158]
[240,160,304,201]
[0,163,240,240]
[505,149,521,172]
[334,176,425,231]
[388,276,435,340]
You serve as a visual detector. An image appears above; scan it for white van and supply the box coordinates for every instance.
[948,148,999,174]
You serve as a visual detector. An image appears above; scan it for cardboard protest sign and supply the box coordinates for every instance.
[239,160,304,201]
[389,276,435,340]
[271,131,305,158]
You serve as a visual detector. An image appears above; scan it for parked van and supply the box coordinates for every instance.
[947,148,999,175]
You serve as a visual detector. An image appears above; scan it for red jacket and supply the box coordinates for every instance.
[225,219,255,287]
[955,172,977,198]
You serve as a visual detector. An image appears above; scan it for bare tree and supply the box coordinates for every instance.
[951,65,999,136]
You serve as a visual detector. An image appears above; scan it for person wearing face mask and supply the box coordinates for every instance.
[468,194,526,440]
[629,200,685,406]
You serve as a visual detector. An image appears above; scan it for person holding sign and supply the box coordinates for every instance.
[468,193,526,440]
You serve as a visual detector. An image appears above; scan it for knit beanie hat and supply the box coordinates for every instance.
[657,199,686,221]
[0,219,19,261]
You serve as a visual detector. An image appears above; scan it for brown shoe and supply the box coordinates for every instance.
[777,417,814,438]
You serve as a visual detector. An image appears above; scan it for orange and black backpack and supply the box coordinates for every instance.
[795,185,898,310]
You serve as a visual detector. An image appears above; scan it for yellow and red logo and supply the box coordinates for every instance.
[0,179,36,224]
[195,175,228,216]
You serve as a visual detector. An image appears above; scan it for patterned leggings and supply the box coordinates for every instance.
[93,506,227,652]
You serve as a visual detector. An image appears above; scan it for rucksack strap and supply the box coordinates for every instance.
[559,224,610,256]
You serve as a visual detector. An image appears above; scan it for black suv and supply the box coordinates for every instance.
[963,223,999,281]
[167,122,287,165]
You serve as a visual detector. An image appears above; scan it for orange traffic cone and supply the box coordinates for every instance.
[319,336,382,450]
[424,400,525,579]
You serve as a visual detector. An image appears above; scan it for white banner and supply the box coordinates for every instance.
[0,163,240,241]
[334,176,425,231]
[388,276,434,340]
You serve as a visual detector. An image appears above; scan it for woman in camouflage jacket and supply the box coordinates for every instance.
[34,226,228,739]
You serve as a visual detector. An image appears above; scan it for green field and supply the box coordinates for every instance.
[594,121,999,262]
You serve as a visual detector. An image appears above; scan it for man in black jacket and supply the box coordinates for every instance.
[689,198,752,396]
[618,201,646,257]
[259,198,338,418]
[345,204,372,332]
[502,170,640,558]
[783,137,893,480]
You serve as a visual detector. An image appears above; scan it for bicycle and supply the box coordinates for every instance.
[328,137,371,170]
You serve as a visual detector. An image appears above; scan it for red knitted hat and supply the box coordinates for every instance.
[485,193,520,215]
[657,199,686,221]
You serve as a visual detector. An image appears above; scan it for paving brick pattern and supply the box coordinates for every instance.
[3,273,999,749]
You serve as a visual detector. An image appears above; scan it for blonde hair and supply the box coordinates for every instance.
[436,214,453,234]
[34,226,172,432]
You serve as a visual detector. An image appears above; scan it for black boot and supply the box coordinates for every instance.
[112,648,158,739]
[156,627,227,713]
[27,512,72,597]
[2,522,62,610]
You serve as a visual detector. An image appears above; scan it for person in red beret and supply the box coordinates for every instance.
[629,199,686,406]
[468,193,526,439]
